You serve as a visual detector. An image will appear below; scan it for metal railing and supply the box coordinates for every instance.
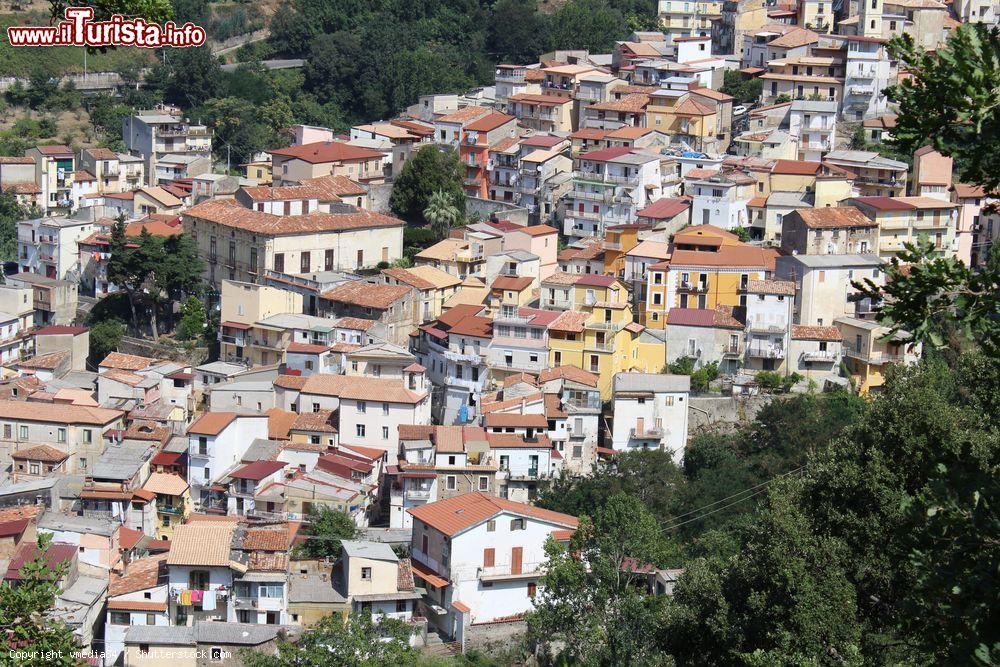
[746,344,785,359]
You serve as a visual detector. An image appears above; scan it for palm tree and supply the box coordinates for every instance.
[423,190,461,240]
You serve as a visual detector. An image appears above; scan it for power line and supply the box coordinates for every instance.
[660,465,807,532]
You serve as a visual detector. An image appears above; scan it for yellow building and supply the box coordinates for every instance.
[142,472,191,541]
[643,225,776,328]
[647,92,719,152]
[219,280,303,364]
[603,224,647,278]
[506,94,575,133]
[835,316,921,394]
[658,0,722,38]
[488,275,535,313]
[540,274,664,399]
[243,160,273,184]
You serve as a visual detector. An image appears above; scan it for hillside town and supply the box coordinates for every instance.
[0,0,996,665]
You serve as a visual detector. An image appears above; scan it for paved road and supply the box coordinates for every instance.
[220,59,306,72]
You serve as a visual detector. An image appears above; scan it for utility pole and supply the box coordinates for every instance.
[227,144,231,174]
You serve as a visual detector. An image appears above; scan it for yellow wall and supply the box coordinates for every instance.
[814,178,853,207]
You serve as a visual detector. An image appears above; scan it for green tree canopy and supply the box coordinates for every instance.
[294,506,358,560]
[390,146,465,225]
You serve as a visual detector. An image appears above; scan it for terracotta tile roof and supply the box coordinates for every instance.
[248,552,289,572]
[488,432,551,448]
[484,412,548,428]
[464,112,516,132]
[107,600,167,612]
[187,412,238,436]
[512,224,558,237]
[0,156,34,164]
[541,271,584,286]
[265,408,297,440]
[109,553,168,596]
[792,324,843,341]
[436,106,493,124]
[398,558,415,591]
[538,365,599,387]
[86,147,119,160]
[399,424,436,441]
[490,136,520,153]
[548,310,589,333]
[11,444,68,462]
[243,526,292,551]
[291,409,338,433]
[638,198,690,220]
[415,238,468,262]
[274,374,309,390]
[491,276,533,291]
[407,491,577,537]
[952,183,986,198]
[768,27,819,48]
[143,472,189,496]
[0,400,122,425]
[0,505,43,523]
[270,140,385,164]
[502,372,538,388]
[286,342,328,354]
[508,93,572,106]
[382,267,436,290]
[674,96,715,116]
[302,174,368,197]
[669,246,776,270]
[691,87,734,102]
[231,460,286,481]
[794,206,876,228]
[772,159,823,175]
[240,183,333,202]
[445,315,492,338]
[480,391,544,415]
[100,352,158,371]
[184,199,403,235]
[589,94,650,113]
[6,182,41,194]
[34,144,73,156]
[17,350,69,370]
[167,523,236,567]
[559,238,605,262]
[336,316,380,331]
[300,374,425,404]
[404,265,462,289]
[745,279,795,296]
[520,134,566,148]
[570,128,610,140]
[102,368,145,386]
[544,394,568,419]
[607,126,652,139]
[322,281,411,309]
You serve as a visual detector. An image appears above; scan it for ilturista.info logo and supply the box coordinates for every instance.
[7,7,206,48]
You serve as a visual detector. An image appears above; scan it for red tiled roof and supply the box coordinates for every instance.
[231,460,286,481]
[638,198,690,220]
[407,491,576,537]
[270,140,385,164]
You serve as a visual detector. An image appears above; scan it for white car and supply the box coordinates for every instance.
[733,105,748,116]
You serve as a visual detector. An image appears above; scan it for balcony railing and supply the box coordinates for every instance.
[158,504,184,515]
[842,343,901,364]
[219,334,245,345]
[444,349,482,364]
[800,350,839,362]
[479,562,542,580]
[748,323,787,334]
[584,341,615,352]
[746,344,785,359]
[629,427,664,440]
[585,320,624,332]
[679,281,708,292]
[493,312,534,326]
[569,189,612,202]
[405,489,432,501]
[721,342,743,357]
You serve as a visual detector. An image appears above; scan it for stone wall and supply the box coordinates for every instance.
[688,394,778,434]
[465,197,530,227]
[464,619,527,653]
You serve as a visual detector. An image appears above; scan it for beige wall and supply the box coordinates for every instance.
[221,280,302,326]
[275,156,384,185]
[346,555,399,596]
[124,644,197,667]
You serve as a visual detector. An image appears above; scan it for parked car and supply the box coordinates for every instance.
[733,105,748,117]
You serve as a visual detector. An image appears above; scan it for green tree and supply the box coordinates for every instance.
[107,220,155,333]
[390,146,464,225]
[294,507,358,560]
[488,0,545,62]
[0,190,32,263]
[720,69,762,104]
[0,533,81,664]
[423,190,462,240]
[546,0,628,53]
[242,613,416,667]
[529,494,670,665]
[731,225,750,242]
[886,24,1000,196]
[87,318,126,367]
[161,47,223,108]
[176,296,206,342]
[854,237,1000,356]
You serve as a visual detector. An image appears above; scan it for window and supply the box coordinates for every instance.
[19,425,27,439]
[382,402,390,415]
[382,426,389,440]
[312,403,320,413]
[356,424,366,437]
[478,476,489,491]
[274,253,284,273]
[146,613,156,625]
[572,445,583,458]
[486,520,496,532]
[446,475,456,490]
[139,644,149,655]
[110,611,130,625]
[396,599,407,613]
[361,567,372,580]
[358,401,367,413]
[325,249,334,271]
[510,518,526,531]
[300,251,311,273]
[528,582,537,598]
[2,424,8,439]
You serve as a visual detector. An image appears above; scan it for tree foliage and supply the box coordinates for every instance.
[423,190,463,240]
[87,318,126,367]
[720,69,762,104]
[293,506,358,560]
[0,190,35,264]
[390,146,465,225]
[0,533,80,664]
[886,24,1000,196]
[242,613,416,667]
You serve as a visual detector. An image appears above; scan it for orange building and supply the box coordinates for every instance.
[459,112,517,199]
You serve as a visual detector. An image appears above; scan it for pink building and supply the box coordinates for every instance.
[911,146,953,201]
[503,224,559,279]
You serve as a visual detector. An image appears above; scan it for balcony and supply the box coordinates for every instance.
[748,323,787,335]
[494,358,547,373]
[249,337,285,351]
[219,334,245,346]
[679,281,708,292]
[493,311,534,326]
[505,467,545,481]
[405,488,432,501]
[447,375,483,391]
[584,340,615,353]
[463,177,482,187]
[721,342,743,357]
[842,343,900,365]
[540,297,572,310]
[478,562,542,581]
[158,504,184,515]
[847,84,875,95]
[38,234,56,244]
[570,189,613,202]
[565,395,601,412]
[630,426,664,440]
[746,344,785,359]
[585,320,625,332]
[443,349,482,364]
[853,174,900,187]
[801,349,839,362]
[103,166,120,177]
[569,208,604,221]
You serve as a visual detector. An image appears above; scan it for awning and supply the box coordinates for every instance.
[221,321,252,330]
[411,560,449,588]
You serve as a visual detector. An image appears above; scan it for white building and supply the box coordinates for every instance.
[788,100,837,161]
[774,253,884,327]
[104,554,170,665]
[688,169,755,230]
[186,412,269,507]
[16,216,97,280]
[122,112,213,186]
[408,493,578,642]
[563,147,664,241]
[743,279,795,373]
[610,373,691,462]
[165,522,239,624]
[842,35,893,121]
